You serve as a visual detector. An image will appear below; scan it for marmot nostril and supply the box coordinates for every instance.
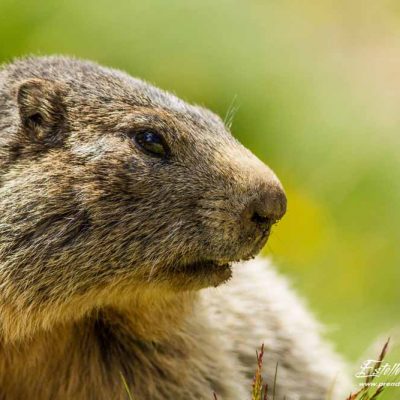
[247,184,287,230]
[251,212,271,227]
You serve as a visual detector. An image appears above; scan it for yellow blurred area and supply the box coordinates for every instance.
[266,187,333,266]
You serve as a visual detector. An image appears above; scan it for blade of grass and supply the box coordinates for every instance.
[120,372,134,400]
[272,362,278,400]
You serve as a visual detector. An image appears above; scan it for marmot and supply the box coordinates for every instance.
[0,56,351,399]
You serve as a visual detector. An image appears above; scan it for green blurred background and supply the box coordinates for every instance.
[1,0,398,395]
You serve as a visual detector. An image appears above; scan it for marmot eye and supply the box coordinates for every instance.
[134,131,169,158]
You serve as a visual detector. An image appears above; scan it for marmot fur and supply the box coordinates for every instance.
[0,56,350,399]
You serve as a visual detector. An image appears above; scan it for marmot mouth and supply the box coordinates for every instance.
[177,260,232,275]
[169,259,233,288]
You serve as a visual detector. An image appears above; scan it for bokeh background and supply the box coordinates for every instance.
[1,0,398,396]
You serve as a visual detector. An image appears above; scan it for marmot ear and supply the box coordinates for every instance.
[17,78,66,141]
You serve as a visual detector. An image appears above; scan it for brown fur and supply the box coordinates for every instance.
[0,56,348,400]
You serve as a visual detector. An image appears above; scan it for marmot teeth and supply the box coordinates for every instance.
[215,260,230,267]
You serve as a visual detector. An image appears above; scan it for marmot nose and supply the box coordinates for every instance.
[246,184,287,230]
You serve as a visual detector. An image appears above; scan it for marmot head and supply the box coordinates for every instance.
[0,57,285,337]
